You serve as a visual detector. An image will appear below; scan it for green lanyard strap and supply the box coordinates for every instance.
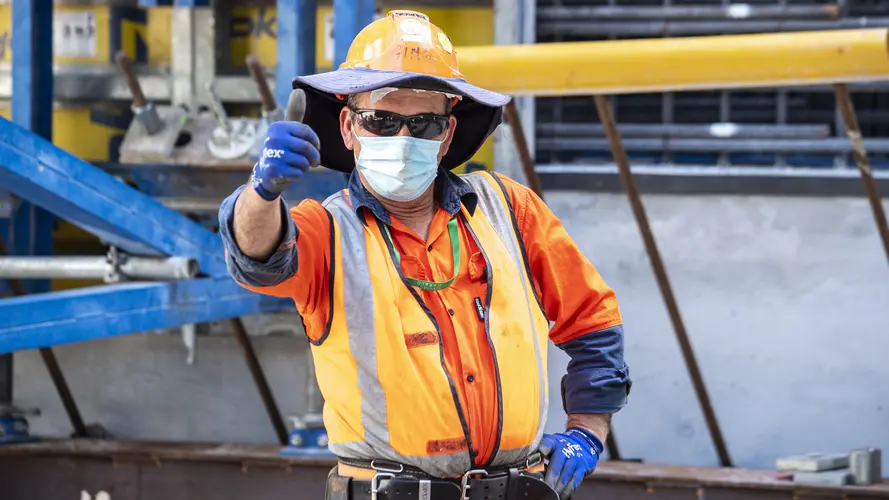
[384,216,461,291]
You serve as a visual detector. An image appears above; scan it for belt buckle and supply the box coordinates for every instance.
[460,469,489,500]
[370,460,404,500]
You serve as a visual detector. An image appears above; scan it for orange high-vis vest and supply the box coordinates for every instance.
[311,171,550,478]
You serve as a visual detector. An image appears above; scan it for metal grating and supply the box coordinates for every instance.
[535,0,889,170]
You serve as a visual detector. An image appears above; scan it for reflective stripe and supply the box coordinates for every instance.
[324,191,384,460]
[460,172,548,467]
[323,190,470,478]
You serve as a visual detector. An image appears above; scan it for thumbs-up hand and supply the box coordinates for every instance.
[250,121,322,201]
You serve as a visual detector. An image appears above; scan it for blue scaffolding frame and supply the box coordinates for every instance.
[0,0,372,446]
[0,0,372,354]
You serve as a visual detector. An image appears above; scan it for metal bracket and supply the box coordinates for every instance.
[118,105,190,162]
[106,246,122,283]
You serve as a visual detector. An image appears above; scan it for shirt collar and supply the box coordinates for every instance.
[348,167,478,225]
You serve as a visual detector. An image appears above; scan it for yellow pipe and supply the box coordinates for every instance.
[457,29,889,96]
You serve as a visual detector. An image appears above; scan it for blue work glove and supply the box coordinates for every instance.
[539,428,603,499]
[250,121,321,201]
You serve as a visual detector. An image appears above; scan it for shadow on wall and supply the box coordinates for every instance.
[544,191,889,475]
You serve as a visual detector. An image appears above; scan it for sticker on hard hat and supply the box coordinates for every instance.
[399,18,432,44]
[438,32,453,54]
[390,10,429,21]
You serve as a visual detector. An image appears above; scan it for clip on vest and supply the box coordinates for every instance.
[473,297,485,321]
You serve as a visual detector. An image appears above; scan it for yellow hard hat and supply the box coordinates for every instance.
[292,10,510,174]
[340,10,463,80]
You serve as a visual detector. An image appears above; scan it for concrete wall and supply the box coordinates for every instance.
[14,191,889,475]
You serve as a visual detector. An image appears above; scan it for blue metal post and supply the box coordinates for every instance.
[5,0,53,409]
[12,0,53,141]
[277,0,317,108]
[11,0,54,292]
[333,0,374,68]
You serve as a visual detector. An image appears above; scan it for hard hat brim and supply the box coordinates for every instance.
[292,68,511,174]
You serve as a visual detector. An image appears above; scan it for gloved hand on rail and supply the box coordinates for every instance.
[539,427,603,499]
[250,121,322,201]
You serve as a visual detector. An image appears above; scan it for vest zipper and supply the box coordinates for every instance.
[460,213,503,468]
[375,219,476,468]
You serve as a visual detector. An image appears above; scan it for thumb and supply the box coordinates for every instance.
[538,434,555,457]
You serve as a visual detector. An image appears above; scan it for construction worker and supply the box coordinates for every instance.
[219,10,630,500]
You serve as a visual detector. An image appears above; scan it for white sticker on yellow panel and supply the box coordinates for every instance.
[54,11,97,58]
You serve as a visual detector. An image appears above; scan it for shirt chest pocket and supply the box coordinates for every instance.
[468,251,488,283]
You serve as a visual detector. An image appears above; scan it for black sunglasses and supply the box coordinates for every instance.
[350,108,450,140]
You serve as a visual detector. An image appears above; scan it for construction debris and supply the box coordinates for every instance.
[850,448,883,485]
[776,453,850,472]
[777,449,883,486]
[792,469,853,486]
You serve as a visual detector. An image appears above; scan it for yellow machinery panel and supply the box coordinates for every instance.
[225,6,494,71]
[146,7,172,66]
[0,3,149,64]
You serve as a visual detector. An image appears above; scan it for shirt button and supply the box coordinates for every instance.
[427,245,433,251]
[466,374,475,382]
[448,309,455,316]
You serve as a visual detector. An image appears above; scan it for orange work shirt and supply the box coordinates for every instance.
[236,171,622,466]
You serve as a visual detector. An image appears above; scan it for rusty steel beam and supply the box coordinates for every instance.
[246,55,278,115]
[0,236,88,438]
[592,95,732,467]
[230,318,289,445]
[834,83,889,266]
[504,100,545,199]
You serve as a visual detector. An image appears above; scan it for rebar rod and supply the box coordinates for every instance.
[834,83,889,265]
[593,95,732,467]
[230,318,288,445]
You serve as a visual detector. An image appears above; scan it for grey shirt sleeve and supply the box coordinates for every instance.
[218,184,300,288]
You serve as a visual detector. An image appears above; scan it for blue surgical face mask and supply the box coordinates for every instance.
[354,134,443,202]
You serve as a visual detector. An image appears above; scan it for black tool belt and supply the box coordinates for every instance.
[326,455,559,500]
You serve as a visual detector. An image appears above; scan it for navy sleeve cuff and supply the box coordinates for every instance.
[557,325,632,415]
[218,184,300,288]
